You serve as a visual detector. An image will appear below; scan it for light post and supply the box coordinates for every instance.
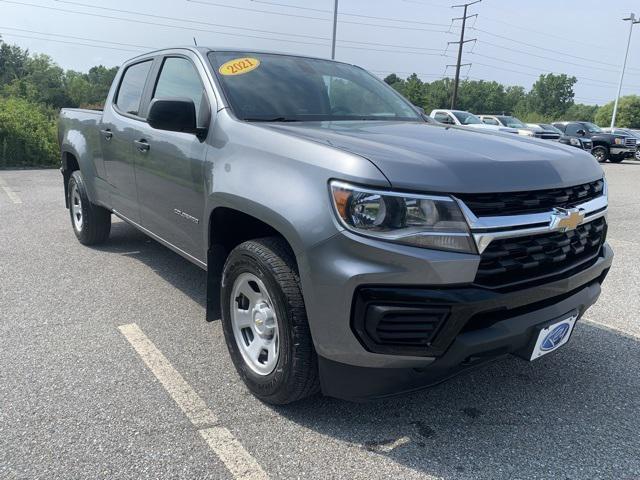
[331,0,338,59]
[611,13,639,128]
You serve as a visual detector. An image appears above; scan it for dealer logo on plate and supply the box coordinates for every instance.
[540,323,571,351]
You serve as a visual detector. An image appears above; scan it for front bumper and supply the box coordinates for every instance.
[307,241,612,401]
[610,146,636,157]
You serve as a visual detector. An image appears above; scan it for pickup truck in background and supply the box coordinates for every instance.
[528,122,593,152]
[430,109,518,134]
[602,127,640,161]
[552,121,637,163]
[58,47,613,403]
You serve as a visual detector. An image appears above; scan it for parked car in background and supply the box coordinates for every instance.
[602,127,640,161]
[552,121,636,163]
[430,109,518,134]
[479,115,556,139]
[528,123,592,151]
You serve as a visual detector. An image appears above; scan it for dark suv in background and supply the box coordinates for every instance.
[553,121,636,163]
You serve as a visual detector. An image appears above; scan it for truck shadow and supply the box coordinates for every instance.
[96,220,638,479]
[96,219,207,308]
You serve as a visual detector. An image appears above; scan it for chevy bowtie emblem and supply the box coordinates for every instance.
[549,207,585,232]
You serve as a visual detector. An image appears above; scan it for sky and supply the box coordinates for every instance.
[1,0,639,105]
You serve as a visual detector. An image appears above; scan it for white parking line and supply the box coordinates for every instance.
[118,323,268,480]
[0,176,22,204]
[584,319,640,341]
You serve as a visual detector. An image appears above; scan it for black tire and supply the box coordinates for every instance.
[68,171,111,245]
[591,146,609,163]
[635,148,640,161]
[220,237,319,404]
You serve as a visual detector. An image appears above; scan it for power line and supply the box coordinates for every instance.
[471,26,640,75]
[0,25,152,50]
[188,0,455,33]
[1,0,329,48]
[0,32,143,53]
[477,15,616,53]
[469,52,640,88]
[251,0,454,27]
[53,0,330,42]
[186,0,330,21]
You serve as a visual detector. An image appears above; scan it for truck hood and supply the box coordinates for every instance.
[262,121,603,193]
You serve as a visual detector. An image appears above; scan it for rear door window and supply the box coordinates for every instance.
[115,60,153,117]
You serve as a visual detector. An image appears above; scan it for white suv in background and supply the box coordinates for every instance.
[479,115,547,138]
[430,109,518,134]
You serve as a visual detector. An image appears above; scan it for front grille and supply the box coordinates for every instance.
[457,179,604,217]
[625,137,637,148]
[474,217,607,289]
[539,133,561,140]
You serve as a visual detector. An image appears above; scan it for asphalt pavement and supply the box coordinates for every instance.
[0,164,638,480]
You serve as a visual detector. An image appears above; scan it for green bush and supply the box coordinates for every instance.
[0,96,59,168]
[594,95,640,129]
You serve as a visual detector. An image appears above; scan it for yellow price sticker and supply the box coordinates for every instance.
[219,57,261,76]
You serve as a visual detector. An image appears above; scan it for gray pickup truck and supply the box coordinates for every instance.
[58,47,613,404]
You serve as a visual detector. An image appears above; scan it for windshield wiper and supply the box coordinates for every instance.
[244,117,301,122]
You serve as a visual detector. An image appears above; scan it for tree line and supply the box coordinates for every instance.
[0,38,638,168]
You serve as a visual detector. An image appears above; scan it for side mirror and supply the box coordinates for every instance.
[148,98,197,134]
[576,129,586,136]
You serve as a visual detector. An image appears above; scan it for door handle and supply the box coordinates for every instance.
[101,129,113,141]
[134,139,150,153]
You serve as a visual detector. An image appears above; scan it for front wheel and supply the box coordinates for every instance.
[591,146,609,163]
[68,171,111,245]
[635,148,640,161]
[220,237,319,404]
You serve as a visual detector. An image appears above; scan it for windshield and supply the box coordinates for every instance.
[498,116,526,128]
[540,124,564,134]
[208,52,420,122]
[583,122,602,133]
[452,111,482,125]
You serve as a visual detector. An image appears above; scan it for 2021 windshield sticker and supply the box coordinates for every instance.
[219,58,260,76]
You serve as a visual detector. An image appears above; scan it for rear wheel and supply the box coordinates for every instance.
[220,237,319,404]
[68,171,111,245]
[635,148,640,161]
[591,146,609,163]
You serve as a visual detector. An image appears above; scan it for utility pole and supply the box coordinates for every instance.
[447,0,480,109]
[611,12,639,128]
[331,0,338,59]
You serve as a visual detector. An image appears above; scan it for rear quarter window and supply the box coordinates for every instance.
[115,60,153,117]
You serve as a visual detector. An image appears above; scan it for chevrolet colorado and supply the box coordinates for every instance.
[58,47,613,404]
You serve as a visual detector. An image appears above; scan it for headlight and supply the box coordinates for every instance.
[520,130,534,137]
[570,137,581,146]
[613,137,624,145]
[330,181,476,253]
